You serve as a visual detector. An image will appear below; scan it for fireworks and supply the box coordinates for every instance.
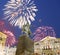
[4,0,38,28]
[0,20,5,31]
[3,30,16,47]
[33,26,56,42]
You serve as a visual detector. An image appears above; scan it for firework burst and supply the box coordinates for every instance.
[3,30,17,47]
[4,0,38,28]
[33,26,56,42]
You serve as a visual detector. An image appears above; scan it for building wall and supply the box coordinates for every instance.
[0,46,16,55]
[34,37,60,55]
[0,32,7,46]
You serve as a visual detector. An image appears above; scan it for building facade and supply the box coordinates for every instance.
[0,45,16,55]
[0,32,7,46]
[0,32,16,55]
[34,36,60,55]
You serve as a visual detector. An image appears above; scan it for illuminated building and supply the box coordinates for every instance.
[0,32,16,55]
[34,36,60,55]
[5,46,16,55]
[0,46,16,55]
[0,32,7,46]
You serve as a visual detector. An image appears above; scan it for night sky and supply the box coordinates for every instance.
[0,0,60,38]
